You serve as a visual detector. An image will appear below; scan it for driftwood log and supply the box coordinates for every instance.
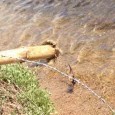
[0,45,57,65]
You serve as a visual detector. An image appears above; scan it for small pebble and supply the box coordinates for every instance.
[67,84,74,93]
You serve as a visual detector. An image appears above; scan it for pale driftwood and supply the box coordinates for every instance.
[0,45,56,64]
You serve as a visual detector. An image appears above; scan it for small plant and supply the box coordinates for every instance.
[0,64,55,115]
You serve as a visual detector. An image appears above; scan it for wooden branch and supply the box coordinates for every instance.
[0,45,56,65]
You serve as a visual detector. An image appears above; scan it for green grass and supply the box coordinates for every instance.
[0,64,55,115]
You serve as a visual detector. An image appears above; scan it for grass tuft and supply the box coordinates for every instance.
[0,64,55,115]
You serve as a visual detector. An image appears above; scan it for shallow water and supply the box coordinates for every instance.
[0,0,115,73]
